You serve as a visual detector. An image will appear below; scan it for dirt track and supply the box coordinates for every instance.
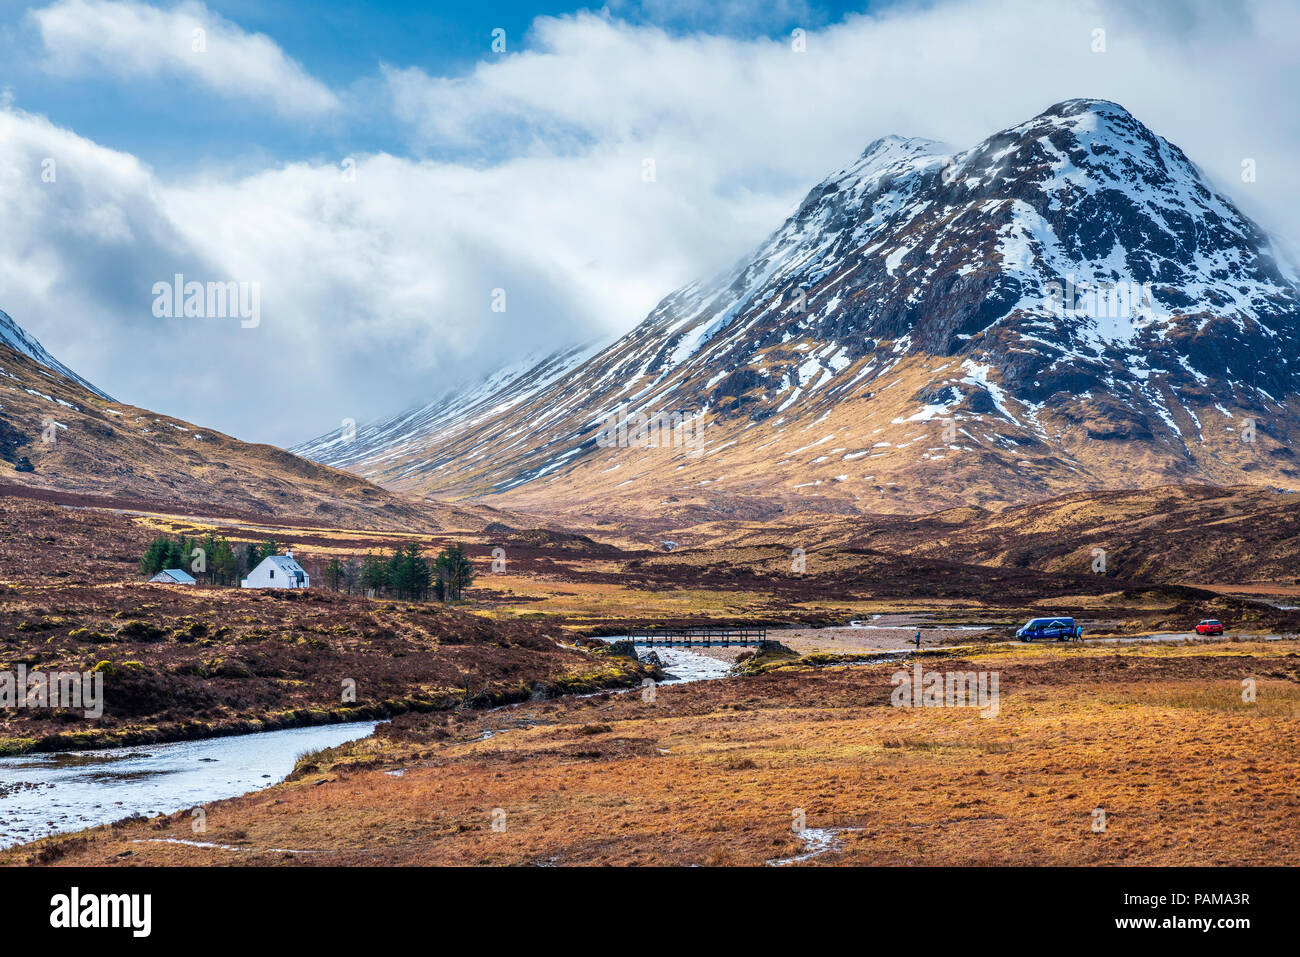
[772,616,994,652]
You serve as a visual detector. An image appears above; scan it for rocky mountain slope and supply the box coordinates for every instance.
[297,99,1300,520]
[294,343,604,477]
[0,310,460,530]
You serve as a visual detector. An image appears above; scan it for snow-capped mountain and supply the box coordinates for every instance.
[291,341,606,476]
[297,99,1300,519]
[0,308,111,400]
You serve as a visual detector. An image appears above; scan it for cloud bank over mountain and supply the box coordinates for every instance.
[1,0,1298,446]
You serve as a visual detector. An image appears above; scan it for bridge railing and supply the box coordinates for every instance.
[628,628,768,646]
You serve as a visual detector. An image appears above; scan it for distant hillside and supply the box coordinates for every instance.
[676,484,1300,586]
[0,328,457,531]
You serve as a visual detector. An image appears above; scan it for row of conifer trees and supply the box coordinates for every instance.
[321,543,474,600]
[140,535,475,600]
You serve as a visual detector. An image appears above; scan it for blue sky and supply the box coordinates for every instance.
[2,0,875,172]
[1,0,1298,447]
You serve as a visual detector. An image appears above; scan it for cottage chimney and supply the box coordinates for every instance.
[286,549,293,559]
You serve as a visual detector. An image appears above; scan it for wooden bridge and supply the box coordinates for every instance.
[628,627,768,648]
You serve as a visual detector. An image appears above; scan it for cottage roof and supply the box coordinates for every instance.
[155,568,197,583]
[265,555,305,575]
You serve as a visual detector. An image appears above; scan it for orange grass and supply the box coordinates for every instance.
[10,641,1297,867]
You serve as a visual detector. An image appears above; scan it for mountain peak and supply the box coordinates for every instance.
[296,100,1300,517]
[842,134,950,184]
[1039,97,1136,122]
[992,96,1189,179]
[857,134,949,162]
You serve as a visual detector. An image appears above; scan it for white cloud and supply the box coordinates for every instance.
[384,2,1300,247]
[0,101,715,447]
[3,0,1300,450]
[30,0,339,117]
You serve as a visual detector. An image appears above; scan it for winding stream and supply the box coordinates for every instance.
[0,643,731,851]
[0,721,378,850]
[8,629,1274,857]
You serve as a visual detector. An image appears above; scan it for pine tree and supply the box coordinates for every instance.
[168,537,188,571]
[361,551,389,596]
[385,542,431,599]
[435,543,474,602]
[408,543,431,600]
[324,557,344,592]
[198,534,217,581]
[212,538,236,585]
[387,548,409,598]
[140,535,174,576]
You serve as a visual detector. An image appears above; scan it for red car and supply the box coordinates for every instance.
[1195,619,1224,636]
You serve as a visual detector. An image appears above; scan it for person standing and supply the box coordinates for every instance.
[913,628,922,649]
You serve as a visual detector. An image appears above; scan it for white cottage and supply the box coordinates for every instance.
[241,550,310,589]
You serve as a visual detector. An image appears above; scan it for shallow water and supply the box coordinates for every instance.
[651,646,736,683]
[0,721,377,850]
[593,639,736,685]
[1,643,736,851]
[767,825,865,866]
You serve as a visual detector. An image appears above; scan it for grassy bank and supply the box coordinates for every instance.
[9,639,1297,866]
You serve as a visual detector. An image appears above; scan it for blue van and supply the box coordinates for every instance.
[1017,617,1079,642]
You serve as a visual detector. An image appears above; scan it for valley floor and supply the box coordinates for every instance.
[8,639,1297,866]
[3,488,1299,865]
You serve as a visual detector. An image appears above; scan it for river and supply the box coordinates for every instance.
[0,721,378,850]
[0,642,732,851]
